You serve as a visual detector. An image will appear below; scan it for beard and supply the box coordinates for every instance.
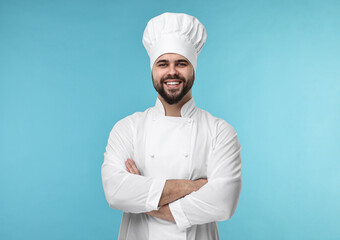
[152,71,195,105]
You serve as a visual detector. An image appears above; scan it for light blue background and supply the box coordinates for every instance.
[1,0,339,239]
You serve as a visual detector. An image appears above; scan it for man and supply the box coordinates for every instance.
[101,12,242,240]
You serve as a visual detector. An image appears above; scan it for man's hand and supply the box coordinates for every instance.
[125,158,140,175]
[145,204,175,222]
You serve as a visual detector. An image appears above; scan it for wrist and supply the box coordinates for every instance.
[185,179,196,194]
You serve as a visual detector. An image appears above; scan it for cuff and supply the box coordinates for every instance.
[145,178,166,211]
[169,200,191,231]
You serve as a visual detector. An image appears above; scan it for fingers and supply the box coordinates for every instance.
[125,159,132,173]
[130,159,141,175]
[125,158,141,175]
[125,159,134,173]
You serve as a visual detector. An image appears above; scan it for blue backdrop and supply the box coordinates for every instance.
[1,0,339,239]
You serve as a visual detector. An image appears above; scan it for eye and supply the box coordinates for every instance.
[158,63,167,67]
[177,63,187,67]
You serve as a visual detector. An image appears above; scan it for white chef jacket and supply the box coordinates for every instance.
[101,97,242,240]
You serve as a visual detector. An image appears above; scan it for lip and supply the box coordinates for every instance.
[163,80,182,89]
[163,79,183,83]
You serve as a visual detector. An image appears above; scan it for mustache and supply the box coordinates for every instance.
[161,74,186,83]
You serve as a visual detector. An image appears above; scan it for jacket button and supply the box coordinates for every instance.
[150,154,154,158]
[184,154,188,158]
[187,119,192,123]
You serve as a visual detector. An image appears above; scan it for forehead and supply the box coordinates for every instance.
[155,53,189,62]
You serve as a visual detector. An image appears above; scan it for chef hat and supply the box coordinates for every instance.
[142,12,207,72]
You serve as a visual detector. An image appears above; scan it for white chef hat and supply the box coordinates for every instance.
[142,12,207,72]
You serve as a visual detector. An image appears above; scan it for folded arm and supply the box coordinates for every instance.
[101,117,166,213]
[168,121,242,230]
[127,121,242,229]
[123,121,242,228]
[102,116,207,214]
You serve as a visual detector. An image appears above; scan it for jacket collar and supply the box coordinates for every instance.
[154,97,197,118]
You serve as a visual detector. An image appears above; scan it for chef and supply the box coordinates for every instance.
[101,12,242,240]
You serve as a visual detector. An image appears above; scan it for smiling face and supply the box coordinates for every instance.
[152,53,195,105]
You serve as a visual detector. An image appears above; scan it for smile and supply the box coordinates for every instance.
[164,80,182,88]
[164,80,183,88]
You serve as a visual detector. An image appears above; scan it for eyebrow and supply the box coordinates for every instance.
[155,59,189,64]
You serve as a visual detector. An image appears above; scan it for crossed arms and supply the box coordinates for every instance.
[125,158,208,222]
[101,116,242,230]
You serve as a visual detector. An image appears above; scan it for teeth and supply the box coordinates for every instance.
[166,82,180,85]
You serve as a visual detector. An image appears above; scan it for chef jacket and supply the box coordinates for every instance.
[101,97,242,240]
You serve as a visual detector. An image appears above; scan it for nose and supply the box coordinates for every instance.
[167,63,178,76]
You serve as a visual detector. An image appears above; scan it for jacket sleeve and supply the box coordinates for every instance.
[101,116,166,213]
[169,120,242,230]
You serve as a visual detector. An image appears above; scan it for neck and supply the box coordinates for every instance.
[158,92,192,117]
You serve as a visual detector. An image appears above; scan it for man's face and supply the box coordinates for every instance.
[152,53,195,105]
